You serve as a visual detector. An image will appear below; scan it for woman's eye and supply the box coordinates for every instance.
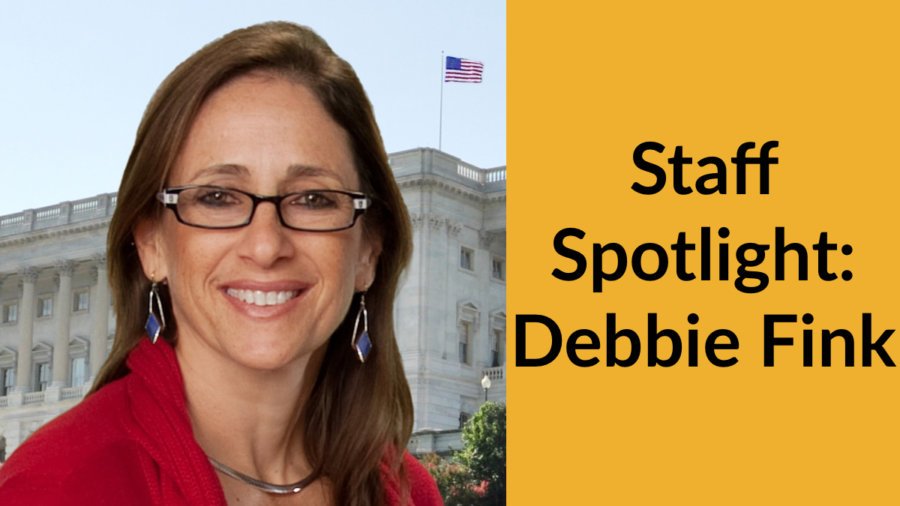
[294,192,338,209]
[196,189,240,207]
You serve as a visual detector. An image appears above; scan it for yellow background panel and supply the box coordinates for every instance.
[509,2,899,504]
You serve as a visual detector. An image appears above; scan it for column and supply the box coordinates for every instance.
[89,256,109,383]
[51,260,74,386]
[14,267,37,392]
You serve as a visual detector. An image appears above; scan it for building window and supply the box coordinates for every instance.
[1,303,16,324]
[73,290,90,312]
[37,296,53,318]
[71,357,87,387]
[458,320,472,365]
[491,256,505,281]
[491,328,504,367]
[0,348,15,396]
[34,362,51,391]
[0,368,15,396]
[489,310,506,367]
[69,337,90,387]
[459,411,472,429]
[457,302,479,365]
[460,246,474,271]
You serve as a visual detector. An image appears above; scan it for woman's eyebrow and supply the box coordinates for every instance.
[190,163,250,181]
[286,164,339,179]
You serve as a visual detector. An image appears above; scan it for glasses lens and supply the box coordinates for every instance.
[281,190,356,231]
[178,187,251,227]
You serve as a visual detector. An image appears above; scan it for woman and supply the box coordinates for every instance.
[0,21,442,505]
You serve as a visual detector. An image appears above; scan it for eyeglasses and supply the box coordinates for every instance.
[157,185,370,232]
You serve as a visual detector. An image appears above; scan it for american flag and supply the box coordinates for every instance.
[444,56,483,83]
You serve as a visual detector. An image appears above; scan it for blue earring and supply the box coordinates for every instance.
[351,293,372,363]
[145,282,166,344]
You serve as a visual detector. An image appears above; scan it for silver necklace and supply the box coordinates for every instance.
[208,456,317,495]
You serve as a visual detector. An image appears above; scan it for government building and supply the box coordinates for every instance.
[0,148,506,459]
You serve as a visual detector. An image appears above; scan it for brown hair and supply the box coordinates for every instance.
[92,21,413,505]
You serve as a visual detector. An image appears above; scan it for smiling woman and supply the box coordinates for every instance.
[137,75,378,377]
[0,22,441,506]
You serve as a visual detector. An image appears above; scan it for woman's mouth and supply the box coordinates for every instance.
[225,288,300,307]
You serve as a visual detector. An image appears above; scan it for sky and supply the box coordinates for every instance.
[0,1,505,216]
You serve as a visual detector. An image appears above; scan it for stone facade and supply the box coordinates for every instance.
[390,149,506,431]
[0,148,505,459]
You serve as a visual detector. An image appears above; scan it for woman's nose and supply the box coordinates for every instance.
[236,201,295,266]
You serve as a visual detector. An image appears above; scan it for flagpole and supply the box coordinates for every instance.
[439,51,444,151]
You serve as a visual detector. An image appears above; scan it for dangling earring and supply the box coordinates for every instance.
[351,293,372,363]
[145,282,167,344]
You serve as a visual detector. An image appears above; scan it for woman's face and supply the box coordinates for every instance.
[136,73,379,372]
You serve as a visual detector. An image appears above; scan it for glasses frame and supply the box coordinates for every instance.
[157,185,371,232]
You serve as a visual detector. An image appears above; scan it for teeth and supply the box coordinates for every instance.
[226,288,298,307]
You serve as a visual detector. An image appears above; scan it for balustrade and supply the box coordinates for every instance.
[0,193,116,237]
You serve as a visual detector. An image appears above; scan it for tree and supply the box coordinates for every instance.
[458,402,506,505]
[420,452,482,505]
[420,402,507,505]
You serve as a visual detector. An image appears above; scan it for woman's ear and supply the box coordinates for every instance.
[133,218,168,282]
[355,233,382,292]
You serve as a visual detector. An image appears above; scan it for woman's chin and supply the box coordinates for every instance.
[222,335,323,373]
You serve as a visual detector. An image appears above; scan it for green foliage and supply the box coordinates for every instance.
[420,453,482,505]
[420,402,506,505]
[459,402,506,505]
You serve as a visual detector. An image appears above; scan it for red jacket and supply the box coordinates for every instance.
[0,339,442,505]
